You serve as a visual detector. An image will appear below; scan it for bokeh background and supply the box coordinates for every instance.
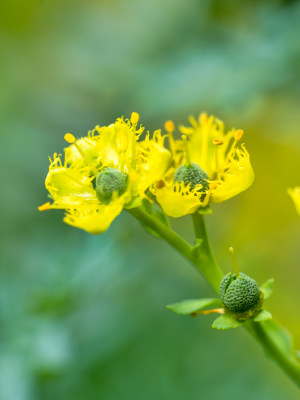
[1,0,300,399]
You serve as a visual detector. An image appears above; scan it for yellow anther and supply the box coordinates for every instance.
[164,120,175,133]
[130,112,139,125]
[200,112,208,125]
[156,180,165,189]
[38,202,51,211]
[165,120,176,158]
[234,129,244,140]
[64,133,76,144]
[213,137,224,146]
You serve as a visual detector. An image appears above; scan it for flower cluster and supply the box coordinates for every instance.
[153,113,254,217]
[39,112,254,233]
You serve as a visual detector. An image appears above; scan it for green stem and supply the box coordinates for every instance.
[127,207,223,292]
[246,321,300,385]
[128,206,300,387]
[191,213,222,276]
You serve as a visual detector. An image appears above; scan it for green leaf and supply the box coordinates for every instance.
[166,298,222,315]
[263,320,293,355]
[253,309,272,322]
[260,278,274,300]
[212,314,241,330]
[197,206,213,215]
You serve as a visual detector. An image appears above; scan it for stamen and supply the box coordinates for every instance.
[182,135,191,166]
[229,247,240,277]
[38,202,51,211]
[164,120,176,158]
[200,114,208,168]
[130,112,139,169]
[64,133,76,143]
[200,112,208,125]
[115,127,128,172]
[156,180,165,189]
[164,120,174,133]
[234,129,244,141]
[225,128,244,164]
[64,133,99,177]
[191,308,225,316]
[130,112,139,125]
[213,137,223,177]
[212,137,224,146]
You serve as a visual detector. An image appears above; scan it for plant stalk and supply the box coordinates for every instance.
[128,205,300,387]
[127,207,223,292]
[246,321,300,385]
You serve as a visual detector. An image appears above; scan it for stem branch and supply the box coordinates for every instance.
[246,321,300,385]
[127,207,223,291]
[128,206,300,387]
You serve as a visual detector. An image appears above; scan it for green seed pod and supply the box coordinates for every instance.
[220,272,261,313]
[96,167,128,204]
[174,162,209,191]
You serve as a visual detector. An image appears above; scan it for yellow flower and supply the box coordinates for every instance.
[288,187,300,215]
[39,113,171,234]
[152,113,254,218]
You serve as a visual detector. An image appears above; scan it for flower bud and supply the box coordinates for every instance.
[174,162,209,191]
[96,167,128,204]
[220,272,261,313]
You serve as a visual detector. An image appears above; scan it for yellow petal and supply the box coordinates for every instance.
[45,166,97,208]
[97,118,144,170]
[211,146,254,203]
[154,182,209,218]
[288,187,300,215]
[64,137,99,165]
[179,115,228,177]
[136,132,171,195]
[97,124,127,168]
[63,195,126,234]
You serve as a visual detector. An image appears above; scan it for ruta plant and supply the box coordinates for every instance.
[39,112,300,387]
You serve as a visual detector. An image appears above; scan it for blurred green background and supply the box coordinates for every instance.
[1,0,300,399]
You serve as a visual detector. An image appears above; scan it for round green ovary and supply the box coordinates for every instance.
[220,272,261,313]
[96,167,128,204]
[174,162,209,191]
